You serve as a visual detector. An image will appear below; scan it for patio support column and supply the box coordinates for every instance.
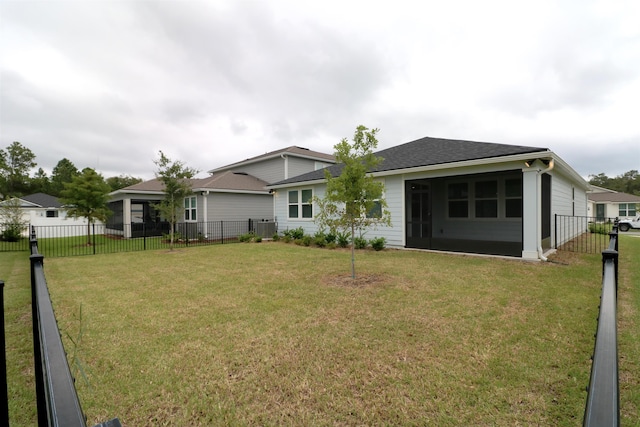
[123,199,132,238]
[202,191,209,238]
[522,166,539,260]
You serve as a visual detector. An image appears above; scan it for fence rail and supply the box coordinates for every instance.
[583,225,619,426]
[29,229,121,426]
[555,215,618,254]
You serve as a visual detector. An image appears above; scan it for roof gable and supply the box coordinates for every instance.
[270,136,549,186]
[208,146,335,174]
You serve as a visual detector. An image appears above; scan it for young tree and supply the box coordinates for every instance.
[60,168,112,245]
[314,125,391,278]
[153,151,198,250]
[0,141,37,197]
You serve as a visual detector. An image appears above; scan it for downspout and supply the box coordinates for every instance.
[537,159,555,261]
[281,154,288,180]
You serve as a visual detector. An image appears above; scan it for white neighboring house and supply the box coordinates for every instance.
[0,193,99,238]
[587,186,640,221]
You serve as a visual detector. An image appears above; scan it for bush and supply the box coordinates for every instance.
[325,232,337,244]
[283,227,305,240]
[239,232,262,243]
[354,236,368,250]
[272,233,280,242]
[589,222,613,235]
[1,225,24,242]
[302,235,313,246]
[336,231,350,248]
[282,235,291,244]
[370,237,386,251]
[313,232,327,247]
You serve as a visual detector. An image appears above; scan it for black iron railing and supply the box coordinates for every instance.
[583,225,619,426]
[555,215,618,254]
[31,219,276,258]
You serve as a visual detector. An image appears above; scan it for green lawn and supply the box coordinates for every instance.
[4,236,640,426]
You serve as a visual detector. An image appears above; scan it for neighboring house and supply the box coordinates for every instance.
[0,193,95,237]
[269,136,590,260]
[587,186,640,220]
[108,146,335,238]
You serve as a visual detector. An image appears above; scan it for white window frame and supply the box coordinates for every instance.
[288,189,313,219]
[184,196,197,222]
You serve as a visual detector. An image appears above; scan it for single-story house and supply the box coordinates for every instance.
[108,146,335,238]
[268,136,590,260]
[0,193,95,237]
[587,186,640,220]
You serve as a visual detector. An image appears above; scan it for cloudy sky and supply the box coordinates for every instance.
[1,0,638,181]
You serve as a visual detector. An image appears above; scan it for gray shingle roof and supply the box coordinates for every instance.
[116,171,270,194]
[20,193,63,208]
[270,136,549,186]
[588,192,640,203]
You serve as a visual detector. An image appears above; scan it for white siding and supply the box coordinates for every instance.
[551,170,588,246]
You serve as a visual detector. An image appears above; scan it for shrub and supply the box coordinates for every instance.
[313,231,327,247]
[326,242,337,250]
[272,233,280,242]
[284,227,305,240]
[336,231,351,248]
[282,235,291,244]
[354,236,368,250]
[370,237,386,251]
[302,235,313,246]
[325,232,337,244]
[238,232,254,242]
[239,232,262,243]
[589,222,613,235]
[1,225,24,242]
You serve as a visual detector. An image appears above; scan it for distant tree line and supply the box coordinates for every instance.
[589,170,640,196]
[0,141,142,199]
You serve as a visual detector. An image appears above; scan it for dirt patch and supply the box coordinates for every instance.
[322,273,388,288]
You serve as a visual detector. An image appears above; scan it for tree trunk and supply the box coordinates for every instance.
[350,223,356,279]
[86,221,91,246]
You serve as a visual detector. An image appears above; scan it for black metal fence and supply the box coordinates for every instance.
[583,225,619,426]
[29,230,121,426]
[2,219,275,258]
[555,215,618,254]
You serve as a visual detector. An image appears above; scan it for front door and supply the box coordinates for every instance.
[405,180,431,248]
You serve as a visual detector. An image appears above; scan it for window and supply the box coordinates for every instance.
[366,201,382,218]
[184,196,196,221]
[46,210,59,218]
[504,178,522,218]
[288,189,313,218]
[619,203,637,217]
[475,180,498,218]
[448,183,468,218]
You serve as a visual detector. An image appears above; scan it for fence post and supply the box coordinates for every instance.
[221,221,224,244]
[0,280,8,427]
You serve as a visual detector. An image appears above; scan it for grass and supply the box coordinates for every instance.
[4,236,640,426]
[1,251,37,426]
